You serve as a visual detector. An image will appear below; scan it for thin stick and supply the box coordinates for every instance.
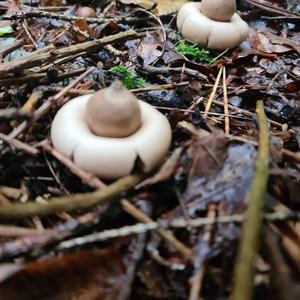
[0,132,39,155]
[22,21,38,49]
[0,30,146,76]
[8,67,95,140]
[42,141,106,190]
[223,67,230,134]
[232,100,270,300]
[204,66,224,119]
[189,205,216,300]
[0,174,142,220]
[0,225,44,237]
[121,199,191,259]
[57,210,300,250]
[212,99,284,129]
[130,81,189,93]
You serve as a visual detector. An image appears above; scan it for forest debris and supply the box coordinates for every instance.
[245,0,300,18]
[232,100,270,300]
[56,210,300,251]
[249,29,293,54]
[0,132,39,155]
[265,227,300,300]
[265,32,300,54]
[203,66,224,118]
[120,0,187,14]
[138,146,186,188]
[41,141,106,190]
[0,108,29,120]
[0,174,142,220]
[121,199,191,259]
[0,206,107,260]
[0,30,147,76]
[0,249,125,300]
[223,67,229,134]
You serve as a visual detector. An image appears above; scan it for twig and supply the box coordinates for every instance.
[121,199,191,259]
[141,65,208,81]
[0,174,142,220]
[57,210,300,249]
[0,29,147,77]
[0,67,86,86]
[223,67,230,134]
[245,0,300,18]
[0,132,39,155]
[130,81,189,93]
[232,100,270,300]
[22,21,38,49]
[117,233,146,300]
[0,10,154,25]
[212,99,284,129]
[0,206,108,260]
[0,39,23,58]
[204,66,224,118]
[0,225,44,237]
[0,108,29,120]
[8,67,95,140]
[41,141,106,190]
[189,205,216,300]
[282,148,300,164]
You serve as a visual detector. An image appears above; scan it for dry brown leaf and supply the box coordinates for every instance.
[120,0,188,14]
[249,28,292,54]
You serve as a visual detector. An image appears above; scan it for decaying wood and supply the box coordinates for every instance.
[0,30,147,77]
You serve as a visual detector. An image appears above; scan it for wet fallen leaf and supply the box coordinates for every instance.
[249,28,292,53]
[138,33,164,66]
[0,249,125,300]
[73,19,96,42]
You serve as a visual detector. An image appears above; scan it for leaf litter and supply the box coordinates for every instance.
[0,0,299,299]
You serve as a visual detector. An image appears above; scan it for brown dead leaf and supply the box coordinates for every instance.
[138,33,164,66]
[73,19,96,42]
[265,32,300,54]
[249,28,292,54]
[182,132,256,217]
[0,249,125,300]
[120,0,188,14]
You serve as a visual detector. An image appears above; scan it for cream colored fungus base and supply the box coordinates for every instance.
[177,2,249,50]
[51,95,172,180]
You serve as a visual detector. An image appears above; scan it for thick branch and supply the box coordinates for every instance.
[232,100,270,300]
[0,30,146,77]
[0,175,142,220]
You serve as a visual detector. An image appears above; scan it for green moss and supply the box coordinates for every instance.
[109,66,145,89]
[175,40,219,64]
[0,26,14,37]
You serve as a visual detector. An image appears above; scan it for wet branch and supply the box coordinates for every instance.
[0,175,142,220]
[0,30,147,77]
[232,100,270,300]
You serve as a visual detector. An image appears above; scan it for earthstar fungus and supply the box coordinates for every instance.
[76,6,97,18]
[177,0,249,50]
[50,81,172,180]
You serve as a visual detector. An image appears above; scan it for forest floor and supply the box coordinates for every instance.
[0,0,299,299]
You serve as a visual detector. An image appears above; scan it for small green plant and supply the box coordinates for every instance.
[175,40,219,64]
[109,66,145,89]
[0,26,14,37]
